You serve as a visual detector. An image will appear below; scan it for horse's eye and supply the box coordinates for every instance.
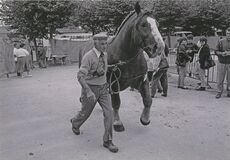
[141,23,148,27]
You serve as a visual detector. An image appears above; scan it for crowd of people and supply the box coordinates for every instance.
[131,27,230,100]
[174,27,230,98]
[13,43,52,78]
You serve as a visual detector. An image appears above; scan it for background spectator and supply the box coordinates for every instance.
[195,37,211,91]
[215,27,230,99]
[186,34,199,77]
[176,37,191,89]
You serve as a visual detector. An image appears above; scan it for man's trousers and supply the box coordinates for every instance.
[151,69,168,97]
[72,83,113,142]
[217,62,230,95]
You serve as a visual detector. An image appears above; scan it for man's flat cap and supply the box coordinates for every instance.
[187,34,194,39]
[93,32,108,40]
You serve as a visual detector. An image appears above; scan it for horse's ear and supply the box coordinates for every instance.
[135,2,141,15]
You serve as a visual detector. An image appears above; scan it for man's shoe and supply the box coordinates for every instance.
[157,89,162,93]
[227,94,230,97]
[103,140,118,153]
[70,119,80,135]
[215,93,221,99]
[196,87,205,91]
[161,93,167,97]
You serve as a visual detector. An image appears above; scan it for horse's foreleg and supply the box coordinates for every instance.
[111,93,125,132]
[139,79,152,125]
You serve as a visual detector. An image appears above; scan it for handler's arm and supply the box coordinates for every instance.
[77,55,96,101]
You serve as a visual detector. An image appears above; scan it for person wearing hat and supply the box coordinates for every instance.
[215,27,230,99]
[70,32,118,153]
[186,34,199,76]
[176,37,191,89]
[195,37,211,91]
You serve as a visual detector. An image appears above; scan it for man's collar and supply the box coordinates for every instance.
[93,47,100,58]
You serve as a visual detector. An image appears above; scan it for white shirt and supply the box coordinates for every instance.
[13,48,29,57]
[92,47,105,58]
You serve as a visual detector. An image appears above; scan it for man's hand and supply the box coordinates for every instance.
[86,90,96,102]
[186,50,192,54]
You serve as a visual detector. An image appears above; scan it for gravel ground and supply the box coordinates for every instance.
[0,64,230,160]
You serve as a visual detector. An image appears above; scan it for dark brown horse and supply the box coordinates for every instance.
[107,3,165,132]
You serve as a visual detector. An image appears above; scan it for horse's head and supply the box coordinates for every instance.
[132,2,165,58]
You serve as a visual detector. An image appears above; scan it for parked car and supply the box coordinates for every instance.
[173,31,192,37]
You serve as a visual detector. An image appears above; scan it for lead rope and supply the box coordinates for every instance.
[108,53,144,95]
[109,65,122,94]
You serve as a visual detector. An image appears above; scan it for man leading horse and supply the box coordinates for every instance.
[71,2,164,152]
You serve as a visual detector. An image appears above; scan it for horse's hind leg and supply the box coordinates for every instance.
[111,93,125,132]
[139,79,152,125]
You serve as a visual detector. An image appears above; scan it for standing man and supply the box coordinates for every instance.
[186,34,199,76]
[13,43,20,76]
[215,27,230,99]
[195,37,211,91]
[150,41,169,98]
[37,46,47,68]
[13,43,32,77]
[70,33,118,153]
[176,37,191,89]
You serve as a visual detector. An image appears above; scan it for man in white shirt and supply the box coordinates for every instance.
[13,43,32,77]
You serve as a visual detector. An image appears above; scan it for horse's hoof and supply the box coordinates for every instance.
[113,124,125,132]
[140,118,150,126]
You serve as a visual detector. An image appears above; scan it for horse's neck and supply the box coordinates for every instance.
[108,16,139,64]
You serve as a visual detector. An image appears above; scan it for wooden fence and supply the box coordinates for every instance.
[0,36,224,80]
[0,38,15,77]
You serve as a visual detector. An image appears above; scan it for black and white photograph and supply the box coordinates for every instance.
[0,0,230,159]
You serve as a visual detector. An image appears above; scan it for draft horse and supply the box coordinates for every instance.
[107,2,165,132]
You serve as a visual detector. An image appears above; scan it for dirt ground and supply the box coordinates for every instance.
[0,64,230,160]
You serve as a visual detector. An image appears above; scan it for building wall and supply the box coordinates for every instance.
[0,38,15,77]
[50,39,94,62]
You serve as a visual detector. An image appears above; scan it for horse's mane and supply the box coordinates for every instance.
[108,11,136,44]
[115,11,136,36]
[108,9,154,45]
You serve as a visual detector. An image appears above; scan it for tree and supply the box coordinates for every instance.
[183,0,229,36]
[0,0,73,42]
[218,0,230,33]
[152,0,188,47]
[71,0,136,35]
[71,0,105,35]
